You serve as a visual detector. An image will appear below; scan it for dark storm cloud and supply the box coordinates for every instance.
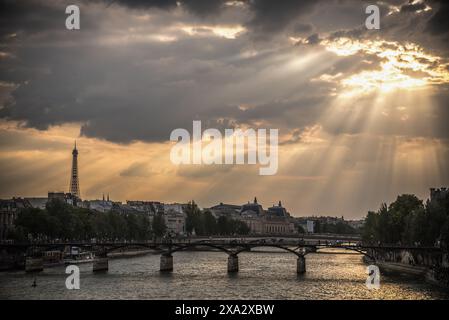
[0,0,102,41]
[304,0,448,54]
[3,30,309,143]
[1,0,342,145]
[0,0,62,39]
[107,0,320,31]
[0,0,223,41]
[181,0,225,16]
[107,0,225,14]
[1,0,449,145]
[101,0,231,19]
[292,23,313,35]
[245,0,319,37]
[425,0,449,35]
[209,95,328,128]
[107,0,177,10]
[1,0,446,44]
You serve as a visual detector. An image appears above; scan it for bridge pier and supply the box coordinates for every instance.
[25,257,43,273]
[160,254,173,272]
[93,257,109,272]
[227,254,239,273]
[297,255,306,274]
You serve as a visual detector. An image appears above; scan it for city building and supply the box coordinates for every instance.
[293,217,320,234]
[307,220,315,233]
[127,201,163,215]
[267,201,289,217]
[24,197,48,210]
[111,202,140,215]
[242,216,265,234]
[163,203,185,215]
[212,198,296,235]
[163,203,187,236]
[263,217,295,234]
[127,200,187,236]
[240,197,265,216]
[48,192,80,206]
[164,210,186,236]
[0,198,28,240]
[87,196,114,212]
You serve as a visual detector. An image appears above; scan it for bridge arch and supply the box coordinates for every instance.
[167,243,233,255]
[234,244,302,257]
[313,245,374,260]
[102,244,163,254]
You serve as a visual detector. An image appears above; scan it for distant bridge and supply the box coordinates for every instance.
[0,237,442,273]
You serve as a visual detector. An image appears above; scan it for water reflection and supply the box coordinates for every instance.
[0,249,448,300]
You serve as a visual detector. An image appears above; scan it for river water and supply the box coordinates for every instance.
[1,248,448,299]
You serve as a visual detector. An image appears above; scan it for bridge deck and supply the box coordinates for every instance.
[0,240,442,252]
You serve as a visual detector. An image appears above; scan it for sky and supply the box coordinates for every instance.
[0,0,449,219]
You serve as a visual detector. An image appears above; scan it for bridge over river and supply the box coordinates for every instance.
[1,236,441,274]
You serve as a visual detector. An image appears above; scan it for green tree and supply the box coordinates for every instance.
[217,216,231,235]
[185,201,203,235]
[152,213,167,237]
[362,211,379,243]
[362,192,449,247]
[203,210,217,235]
[234,220,250,235]
[389,194,423,244]
[135,214,151,240]
[297,225,305,234]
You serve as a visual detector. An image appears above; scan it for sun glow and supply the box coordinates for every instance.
[321,38,449,93]
[341,68,427,92]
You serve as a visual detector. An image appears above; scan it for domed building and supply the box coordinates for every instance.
[240,197,264,216]
[240,197,295,235]
[267,201,290,218]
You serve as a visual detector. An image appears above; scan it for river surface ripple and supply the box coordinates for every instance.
[1,248,448,299]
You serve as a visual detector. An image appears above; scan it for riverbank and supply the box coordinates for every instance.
[363,255,449,289]
[0,248,158,271]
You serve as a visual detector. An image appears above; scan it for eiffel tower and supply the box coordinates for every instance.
[69,141,80,198]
